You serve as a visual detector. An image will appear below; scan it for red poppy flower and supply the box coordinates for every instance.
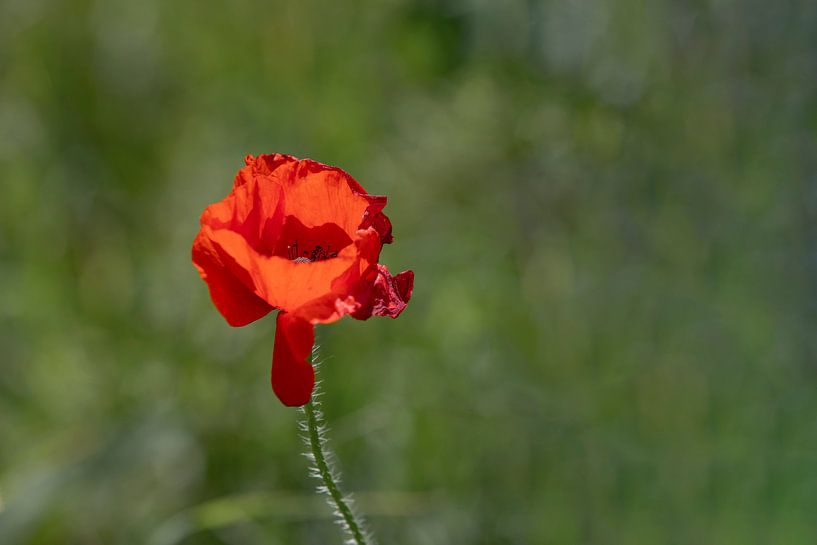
[192,153,414,406]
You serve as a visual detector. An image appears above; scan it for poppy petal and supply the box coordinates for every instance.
[248,154,374,239]
[271,311,315,406]
[353,265,414,320]
[201,172,287,257]
[246,154,393,241]
[192,230,273,326]
[203,225,382,320]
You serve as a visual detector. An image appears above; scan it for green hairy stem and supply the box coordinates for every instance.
[300,352,373,545]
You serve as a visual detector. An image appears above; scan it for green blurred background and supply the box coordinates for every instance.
[2,0,817,543]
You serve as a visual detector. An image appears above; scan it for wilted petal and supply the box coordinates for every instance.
[354,265,414,319]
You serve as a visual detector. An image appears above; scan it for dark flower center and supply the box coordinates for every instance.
[272,215,352,263]
[286,241,339,262]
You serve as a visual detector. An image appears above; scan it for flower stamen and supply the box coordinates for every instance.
[288,240,339,263]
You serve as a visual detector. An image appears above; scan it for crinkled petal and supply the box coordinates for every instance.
[353,265,414,320]
[271,312,315,406]
[192,229,273,326]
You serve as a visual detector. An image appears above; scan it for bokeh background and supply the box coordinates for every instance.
[2,0,817,543]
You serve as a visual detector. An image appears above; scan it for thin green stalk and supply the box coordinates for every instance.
[300,354,373,545]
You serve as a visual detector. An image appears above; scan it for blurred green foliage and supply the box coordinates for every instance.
[2,0,817,543]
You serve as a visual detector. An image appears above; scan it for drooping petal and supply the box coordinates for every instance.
[271,311,315,406]
[192,229,273,326]
[353,265,414,320]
